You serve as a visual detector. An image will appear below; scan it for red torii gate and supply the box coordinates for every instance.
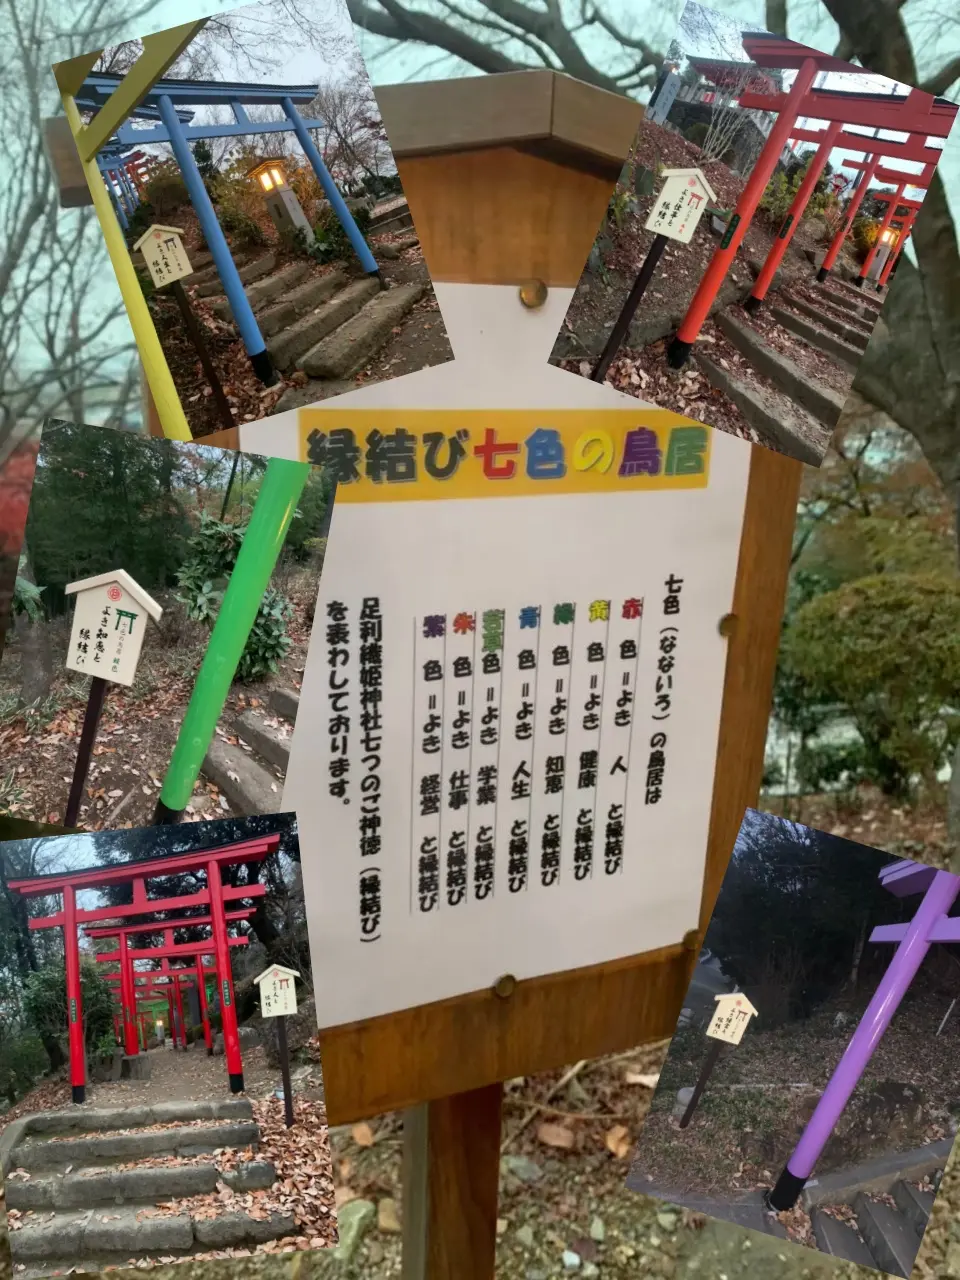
[665,30,957,367]
[105,971,198,1048]
[840,161,930,287]
[746,124,940,309]
[8,834,277,1102]
[94,922,251,1056]
[87,908,255,1057]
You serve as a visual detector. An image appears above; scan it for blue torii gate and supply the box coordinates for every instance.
[78,71,379,386]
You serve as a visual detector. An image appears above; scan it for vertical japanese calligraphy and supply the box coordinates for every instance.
[286,405,751,1029]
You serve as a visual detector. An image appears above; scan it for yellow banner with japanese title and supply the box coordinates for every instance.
[298,409,711,502]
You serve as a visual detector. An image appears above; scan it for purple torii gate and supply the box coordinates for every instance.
[766,856,960,1211]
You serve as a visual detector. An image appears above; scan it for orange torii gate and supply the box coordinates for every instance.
[665,30,957,367]
[8,834,277,1102]
[89,910,256,1057]
[839,160,931,287]
[746,124,941,309]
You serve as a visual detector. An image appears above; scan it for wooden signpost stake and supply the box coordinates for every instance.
[254,964,300,1128]
[64,676,109,827]
[593,166,717,383]
[62,570,162,826]
[134,224,234,433]
[679,991,758,1128]
[195,71,802,1279]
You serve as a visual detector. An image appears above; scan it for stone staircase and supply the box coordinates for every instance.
[802,1138,950,1277]
[3,1100,293,1275]
[187,236,425,396]
[691,264,885,465]
[201,686,299,815]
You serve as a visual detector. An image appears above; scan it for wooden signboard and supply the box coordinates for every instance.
[196,70,802,1279]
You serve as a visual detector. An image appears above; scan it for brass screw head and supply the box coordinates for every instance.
[518,279,548,309]
[683,929,700,951]
[718,613,737,639]
[493,973,518,999]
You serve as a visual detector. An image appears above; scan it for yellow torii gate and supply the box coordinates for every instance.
[53,22,206,443]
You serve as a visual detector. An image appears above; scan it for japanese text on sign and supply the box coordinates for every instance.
[706,994,758,1046]
[301,411,711,502]
[644,169,716,245]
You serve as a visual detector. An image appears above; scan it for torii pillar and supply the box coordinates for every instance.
[744,119,842,312]
[767,864,960,1210]
[63,885,86,1104]
[666,56,819,367]
[855,181,906,286]
[878,208,917,287]
[208,857,244,1091]
[816,154,881,282]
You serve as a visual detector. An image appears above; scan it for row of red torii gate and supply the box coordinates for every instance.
[665,32,957,368]
[8,833,281,1102]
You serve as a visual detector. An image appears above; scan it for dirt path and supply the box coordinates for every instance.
[87,1044,281,1109]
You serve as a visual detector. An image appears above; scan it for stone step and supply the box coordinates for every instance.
[269,275,381,371]
[693,352,828,465]
[235,708,292,772]
[209,261,312,320]
[810,1207,877,1266]
[272,378,360,413]
[193,253,277,298]
[369,199,409,227]
[716,310,845,432]
[769,304,866,368]
[269,686,300,723]
[18,1099,251,1139]
[820,285,879,323]
[370,209,414,236]
[11,1204,296,1268]
[202,735,283,814]
[300,280,425,378]
[854,1193,922,1279]
[783,292,872,346]
[7,1157,275,1211]
[376,233,419,261]
[12,1120,260,1173]
[256,268,348,338]
[802,1138,953,1207]
[832,277,883,310]
[892,1179,934,1236]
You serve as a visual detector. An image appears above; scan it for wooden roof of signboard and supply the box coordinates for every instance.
[64,568,163,620]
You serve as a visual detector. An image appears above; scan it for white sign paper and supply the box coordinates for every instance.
[706,992,759,1045]
[278,283,753,1031]
[255,965,299,1018]
[65,571,161,688]
[134,224,193,289]
[644,168,717,244]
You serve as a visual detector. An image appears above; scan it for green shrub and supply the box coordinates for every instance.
[851,216,880,263]
[175,513,293,684]
[0,1034,49,1104]
[143,165,191,216]
[219,202,267,250]
[23,960,115,1054]
[306,203,373,264]
[237,588,293,681]
[684,122,709,148]
[795,740,870,793]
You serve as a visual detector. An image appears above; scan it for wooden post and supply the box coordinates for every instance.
[233,72,801,1280]
[591,233,667,383]
[679,1038,724,1128]
[64,676,108,826]
[402,1085,503,1280]
[166,279,235,432]
[276,1015,295,1128]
